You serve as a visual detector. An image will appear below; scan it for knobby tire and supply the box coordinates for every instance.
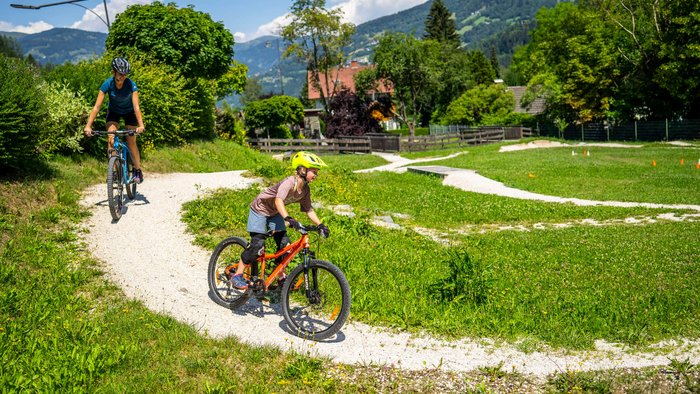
[281,259,351,341]
[208,237,252,309]
[107,155,123,221]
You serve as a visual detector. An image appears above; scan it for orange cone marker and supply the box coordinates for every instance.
[680,159,685,166]
[652,160,656,167]
[696,162,700,170]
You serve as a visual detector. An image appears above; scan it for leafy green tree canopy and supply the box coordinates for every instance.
[442,83,515,126]
[0,35,23,59]
[281,0,355,112]
[106,2,234,80]
[0,55,48,167]
[244,96,304,139]
[371,32,441,137]
[424,0,460,48]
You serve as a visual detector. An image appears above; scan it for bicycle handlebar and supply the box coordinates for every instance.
[271,224,321,236]
[90,130,136,137]
[296,224,320,235]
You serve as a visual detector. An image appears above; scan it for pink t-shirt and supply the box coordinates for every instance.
[250,175,312,216]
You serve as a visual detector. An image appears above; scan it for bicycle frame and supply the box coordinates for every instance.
[111,133,137,186]
[257,231,311,291]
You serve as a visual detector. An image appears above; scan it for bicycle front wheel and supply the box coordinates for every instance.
[208,237,252,309]
[281,259,351,341]
[126,153,136,200]
[106,155,124,221]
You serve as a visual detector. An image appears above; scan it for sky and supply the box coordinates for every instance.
[1,0,428,42]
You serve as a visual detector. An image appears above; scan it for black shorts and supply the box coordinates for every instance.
[106,110,138,127]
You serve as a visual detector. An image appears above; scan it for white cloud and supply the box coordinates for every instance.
[0,20,54,34]
[251,14,290,39]
[330,0,427,25]
[243,0,425,41]
[70,0,152,32]
[233,32,247,43]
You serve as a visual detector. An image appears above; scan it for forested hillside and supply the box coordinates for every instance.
[349,0,563,61]
[3,0,564,97]
[4,28,106,65]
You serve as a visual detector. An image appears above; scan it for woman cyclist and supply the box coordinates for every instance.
[231,151,330,290]
[84,57,145,183]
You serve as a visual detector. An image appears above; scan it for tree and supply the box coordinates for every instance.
[442,84,515,126]
[324,89,386,137]
[0,55,48,167]
[512,1,700,121]
[371,33,441,139]
[244,96,304,139]
[215,62,248,99]
[489,46,500,79]
[656,0,700,118]
[240,76,264,106]
[429,46,496,123]
[0,35,23,59]
[512,3,620,123]
[424,0,460,48]
[281,0,355,113]
[298,78,312,109]
[106,2,234,81]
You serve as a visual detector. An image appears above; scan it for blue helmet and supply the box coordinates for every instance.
[111,57,131,74]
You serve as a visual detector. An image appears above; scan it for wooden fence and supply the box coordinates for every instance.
[400,128,516,152]
[248,126,527,153]
[248,137,371,153]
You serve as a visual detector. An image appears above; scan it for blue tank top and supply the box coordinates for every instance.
[99,77,138,114]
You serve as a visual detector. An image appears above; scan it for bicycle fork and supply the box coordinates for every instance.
[300,249,320,304]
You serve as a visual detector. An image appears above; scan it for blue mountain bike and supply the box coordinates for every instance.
[92,130,138,221]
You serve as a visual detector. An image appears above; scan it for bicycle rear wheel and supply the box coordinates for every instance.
[281,259,351,341]
[126,153,136,200]
[208,237,252,309]
[106,155,124,221]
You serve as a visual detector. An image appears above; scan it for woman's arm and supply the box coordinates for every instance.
[84,90,105,135]
[131,91,145,133]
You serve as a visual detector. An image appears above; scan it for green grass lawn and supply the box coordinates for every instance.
[2,138,699,391]
[430,141,700,205]
[184,184,700,349]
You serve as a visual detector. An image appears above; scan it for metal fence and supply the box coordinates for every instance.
[537,119,700,141]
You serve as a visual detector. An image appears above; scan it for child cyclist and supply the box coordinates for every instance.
[232,151,330,290]
[84,57,145,183]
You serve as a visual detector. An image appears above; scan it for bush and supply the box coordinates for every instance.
[46,55,217,152]
[215,106,247,145]
[38,81,91,156]
[0,56,48,167]
[480,111,536,127]
[442,84,515,126]
[187,78,217,140]
[323,90,385,137]
[43,59,109,105]
[244,96,304,139]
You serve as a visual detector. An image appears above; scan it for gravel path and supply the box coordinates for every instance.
[79,153,700,378]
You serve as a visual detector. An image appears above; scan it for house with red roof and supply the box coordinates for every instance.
[307,61,393,104]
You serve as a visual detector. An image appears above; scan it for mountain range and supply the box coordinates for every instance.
[2,0,567,97]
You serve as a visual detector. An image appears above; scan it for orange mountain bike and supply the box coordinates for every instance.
[207,224,351,341]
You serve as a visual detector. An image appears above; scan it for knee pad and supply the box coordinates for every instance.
[241,234,266,265]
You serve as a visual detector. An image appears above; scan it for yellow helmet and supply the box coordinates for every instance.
[291,151,328,170]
